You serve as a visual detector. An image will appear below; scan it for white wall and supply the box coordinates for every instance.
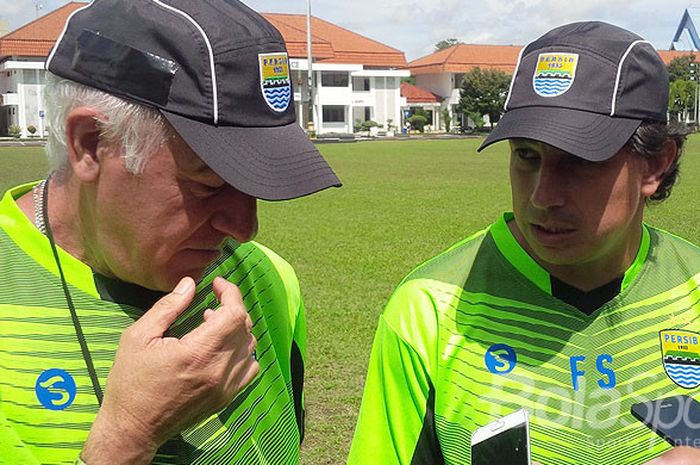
[290,59,409,135]
[0,60,46,137]
[415,73,452,99]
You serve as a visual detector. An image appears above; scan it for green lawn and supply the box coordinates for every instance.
[2,137,699,464]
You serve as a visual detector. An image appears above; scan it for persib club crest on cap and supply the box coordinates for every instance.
[660,330,700,389]
[533,53,578,97]
[259,52,291,112]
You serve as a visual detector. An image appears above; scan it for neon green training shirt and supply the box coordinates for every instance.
[349,213,700,465]
[0,183,306,465]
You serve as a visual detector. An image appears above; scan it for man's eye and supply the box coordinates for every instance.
[513,148,538,161]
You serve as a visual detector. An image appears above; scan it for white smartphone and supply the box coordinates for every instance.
[470,409,531,465]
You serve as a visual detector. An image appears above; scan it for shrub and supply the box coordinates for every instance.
[407,114,428,133]
[8,124,21,138]
[27,125,37,136]
[353,119,363,133]
[360,120,378,131]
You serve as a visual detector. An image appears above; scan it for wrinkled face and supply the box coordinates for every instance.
[508,139,649,278]
[87,133,258,291]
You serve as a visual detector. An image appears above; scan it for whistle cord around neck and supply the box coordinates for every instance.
[42,177,104,405]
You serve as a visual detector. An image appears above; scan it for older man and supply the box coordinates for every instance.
[348,22,700,465]
[0,1,339,464]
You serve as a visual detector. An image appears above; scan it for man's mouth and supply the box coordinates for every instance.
[530,223,577,245]
[532,224,576,234]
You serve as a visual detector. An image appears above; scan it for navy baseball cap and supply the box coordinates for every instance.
[46,0,341,201]
[478,21,669,161]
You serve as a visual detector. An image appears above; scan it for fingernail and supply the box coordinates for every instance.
[173,277,193,295]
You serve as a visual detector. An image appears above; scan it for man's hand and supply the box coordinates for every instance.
[81,276,259,465]
[643,446,700,464]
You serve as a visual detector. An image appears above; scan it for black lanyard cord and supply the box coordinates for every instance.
[42,177,104,405]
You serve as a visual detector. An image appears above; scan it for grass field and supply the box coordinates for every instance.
[2,137,699,464]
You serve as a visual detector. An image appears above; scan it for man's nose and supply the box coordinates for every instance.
[530,162,566,210]
[210,187,258,242]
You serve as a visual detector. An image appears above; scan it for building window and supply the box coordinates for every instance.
[321,72,349,87]
[352,77,370,91]
[454,73,465,86]
[364,107,371,121]
[322,105,346,123]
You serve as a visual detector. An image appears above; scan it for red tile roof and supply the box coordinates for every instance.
[263,14,406,68]
[0,2,86,59]
[400,82,442,103]
[408,44,522,75]
[409,44,698,76]
[0,4,407,69]
[657,49,696,65]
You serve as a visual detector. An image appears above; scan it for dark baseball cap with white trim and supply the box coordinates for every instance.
[478,21,669,161]
[46,0,341,201]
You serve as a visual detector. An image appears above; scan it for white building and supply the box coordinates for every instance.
[406,44,520,131]
[0,3,409,137]
[264,13,409,135]
[406,41,693,131]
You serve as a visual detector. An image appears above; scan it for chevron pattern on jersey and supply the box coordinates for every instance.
[0,184,304,465]
[401,218,700,465]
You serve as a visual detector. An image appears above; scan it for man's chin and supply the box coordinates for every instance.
[164,257,223,290]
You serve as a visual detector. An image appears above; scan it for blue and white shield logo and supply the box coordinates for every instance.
[533,53,579,98]
[259,52,291,112]
[661,330,700,389]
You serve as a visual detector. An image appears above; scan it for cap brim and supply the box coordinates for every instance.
[161,110,342,201]
[477,107,641,161]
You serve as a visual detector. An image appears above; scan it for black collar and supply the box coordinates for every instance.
[550,275,624,315]
[93,273,166,312]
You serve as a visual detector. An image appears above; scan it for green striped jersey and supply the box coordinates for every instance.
[348,212,700,465]
[0,183,306,465]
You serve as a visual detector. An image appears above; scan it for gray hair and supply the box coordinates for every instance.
[44,73,170,176]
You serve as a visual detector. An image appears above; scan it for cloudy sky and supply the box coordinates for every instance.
[2,0,696,61]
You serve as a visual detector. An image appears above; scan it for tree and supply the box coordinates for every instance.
[435,38,462,51]
[666,55,699,122]
[669,79,697,122]
[667,54,697,82]
[458,67,511,128]
[442,108,452,133]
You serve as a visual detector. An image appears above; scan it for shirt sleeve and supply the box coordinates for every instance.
[348,282,443,465]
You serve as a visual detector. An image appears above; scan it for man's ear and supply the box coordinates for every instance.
[65,107,107,182]
[640,139,677,198]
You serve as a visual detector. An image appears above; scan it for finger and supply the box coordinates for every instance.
[182,302,249,348]
[213,277,243,308]
[135,277,195,338]
[188,283,249,344]
[226,353,260,397]
[245,313,253,332]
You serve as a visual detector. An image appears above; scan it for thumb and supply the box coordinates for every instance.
[136,277,196,337]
